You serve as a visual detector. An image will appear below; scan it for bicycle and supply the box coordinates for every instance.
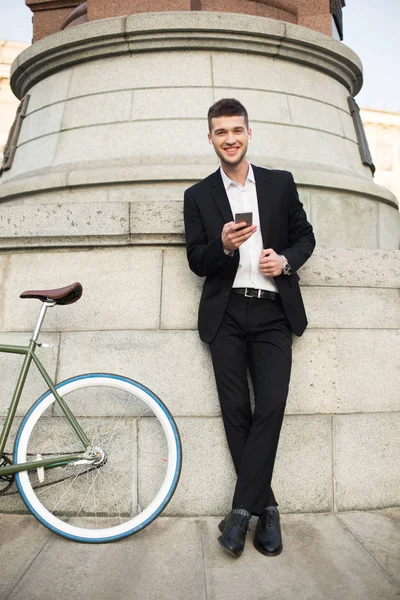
[0,282,182,543]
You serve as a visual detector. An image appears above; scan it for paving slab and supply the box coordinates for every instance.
[0,515,51,600]
[1,511,399,600]
[203,513,400,600]
[339,509,400,587]
[2,517,206,600]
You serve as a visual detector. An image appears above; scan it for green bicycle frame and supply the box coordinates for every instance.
[0,338,92,477]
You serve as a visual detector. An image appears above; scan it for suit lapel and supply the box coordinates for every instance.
[209,165,271,244]
[253,164,270,248]
[210,169,233,223]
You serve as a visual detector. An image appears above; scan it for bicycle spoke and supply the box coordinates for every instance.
[97,408,152,447]
[95,464,129,523]
[15,376,181,541]
[75,466,103,518]
[45,465,89,514]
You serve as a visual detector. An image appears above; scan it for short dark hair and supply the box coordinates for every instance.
[207,98,249,132]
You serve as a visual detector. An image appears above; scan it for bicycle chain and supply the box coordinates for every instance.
[0,454,15,495]
[0,453,101,497]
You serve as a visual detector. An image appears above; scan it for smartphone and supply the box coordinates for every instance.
[234,212,253,226]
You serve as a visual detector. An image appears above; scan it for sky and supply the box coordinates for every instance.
[0,0,399,111]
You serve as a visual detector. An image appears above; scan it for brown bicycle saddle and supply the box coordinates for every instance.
[20,282,83,305]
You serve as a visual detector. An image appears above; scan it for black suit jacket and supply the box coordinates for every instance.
[183,165,316,343]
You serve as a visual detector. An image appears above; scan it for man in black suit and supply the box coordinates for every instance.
[184,99,315,558]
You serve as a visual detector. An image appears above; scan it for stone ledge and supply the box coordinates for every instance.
[0,194,399,269]
[0,202,130,244]
[10,12,362,99]
[302,247,400,288]
[0,200,399,250]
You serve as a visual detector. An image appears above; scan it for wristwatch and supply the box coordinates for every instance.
[280,255,292,275]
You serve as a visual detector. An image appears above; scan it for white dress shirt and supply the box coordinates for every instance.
[220,164,279,293]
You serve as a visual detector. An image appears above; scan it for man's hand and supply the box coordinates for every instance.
[222,221,257,252]
[259,249,283,277]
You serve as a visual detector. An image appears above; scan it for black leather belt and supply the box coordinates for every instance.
[232,288,279,300]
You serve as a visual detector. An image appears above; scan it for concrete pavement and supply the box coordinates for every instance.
[1,509,399,600]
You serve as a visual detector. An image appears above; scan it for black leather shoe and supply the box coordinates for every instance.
[253,506,283,556]
[218,511,249,558]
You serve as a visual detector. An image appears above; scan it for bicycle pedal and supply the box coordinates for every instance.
[36,454,45,483]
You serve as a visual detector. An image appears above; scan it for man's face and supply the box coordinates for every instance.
[208,115,251,168]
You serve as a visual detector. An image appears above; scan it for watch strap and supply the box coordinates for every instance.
[280,255,292,275]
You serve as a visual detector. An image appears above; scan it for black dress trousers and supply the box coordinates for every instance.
[209,291,292,516]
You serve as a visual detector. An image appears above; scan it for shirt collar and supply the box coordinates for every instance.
[220,163,255,190]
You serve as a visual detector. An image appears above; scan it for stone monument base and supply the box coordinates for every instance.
[0,13,399,515]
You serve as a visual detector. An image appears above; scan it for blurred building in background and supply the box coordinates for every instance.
[0,41,29,163]
[361,108,400,203]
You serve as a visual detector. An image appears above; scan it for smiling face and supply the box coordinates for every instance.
[208,115,252,169]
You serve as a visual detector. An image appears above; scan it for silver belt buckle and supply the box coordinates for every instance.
[244,288,252,298]
[257,289,262,298]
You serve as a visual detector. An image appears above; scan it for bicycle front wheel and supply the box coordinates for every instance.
[14,374,181,543]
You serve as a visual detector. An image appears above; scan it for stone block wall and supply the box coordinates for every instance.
[0,246,399,515]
